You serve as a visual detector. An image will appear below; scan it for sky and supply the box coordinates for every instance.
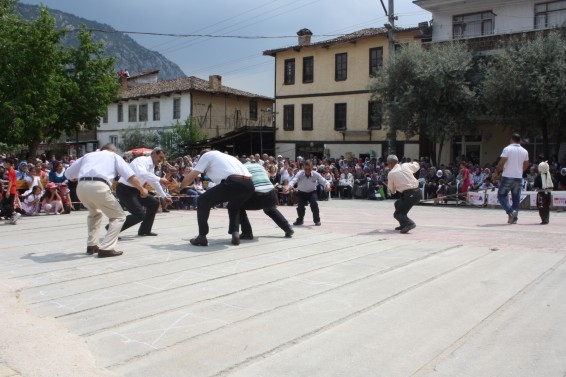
[21,0,431,97]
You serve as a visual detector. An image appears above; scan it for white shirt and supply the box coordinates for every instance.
[387,162,420,194]
[118,156,169,197]
[289,170,328,192]
[501,143,529,179]
[65,150,135,186]
[193,151,250,184]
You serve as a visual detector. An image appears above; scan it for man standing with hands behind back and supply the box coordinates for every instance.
[65,143,148,258]
[387,155,421,234]
[492,133,529,224]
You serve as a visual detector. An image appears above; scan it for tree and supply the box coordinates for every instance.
[60,25,119,140]
[481,30,566,159]
[0,4,66,156]
[371,42,478,165]
[160,117,207,157]
[0,3,119,157]
[118,125,160,152]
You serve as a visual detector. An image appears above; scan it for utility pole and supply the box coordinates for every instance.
[381,0,398,155]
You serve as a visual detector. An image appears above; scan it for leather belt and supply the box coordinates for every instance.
[227,174,251,180]
[79,177,109,185]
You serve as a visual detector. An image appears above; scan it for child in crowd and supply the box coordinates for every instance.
[22,185,42,216]
[435,179,447,205]
[41,182,63,215]
[280,179,292,205]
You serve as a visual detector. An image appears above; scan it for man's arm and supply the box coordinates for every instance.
[125,175,149,198]
[522,159,530,172]
[179,169,202,190]
[493,157,507,177]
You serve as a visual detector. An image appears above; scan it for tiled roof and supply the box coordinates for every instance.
[119,76,272,101]
[263,27,419,56]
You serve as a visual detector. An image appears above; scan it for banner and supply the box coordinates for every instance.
[486,191,533,206]
[552,192,566,207]
[467,191,485,205]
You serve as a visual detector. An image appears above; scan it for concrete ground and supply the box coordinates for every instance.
[0,199,565,377]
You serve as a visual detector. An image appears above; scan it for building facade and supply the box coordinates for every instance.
[98,71,274,155]
[264,27,422,161]
[415,0,566,164]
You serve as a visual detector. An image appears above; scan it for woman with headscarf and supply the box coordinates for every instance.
[533,161,555,225]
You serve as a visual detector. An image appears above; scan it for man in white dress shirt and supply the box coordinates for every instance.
[65,144,148,257]
[180,150,255,246]
[387,155,421,234]
[115,147,173,236]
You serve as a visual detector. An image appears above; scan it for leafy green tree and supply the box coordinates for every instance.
[118,125,160,152]
[371,42,478,164]
[0,4,65,156]
[0,2,118,157]
[60,25,119,140]
[481,30,566,159]
[160,117,207,157]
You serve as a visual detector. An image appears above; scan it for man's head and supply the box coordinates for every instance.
[3,157,14,168]
[100,143,117,152]
[511,133,521,143]
[151,147,166,165]
[386,154,399,169]
[302,159,313,175]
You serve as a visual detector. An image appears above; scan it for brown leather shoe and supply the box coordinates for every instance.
[190,235,208,246]
[86,245,99,255]
[98,249,123,258]
[231,231,240,246]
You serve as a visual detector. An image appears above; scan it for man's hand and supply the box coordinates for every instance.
[164,197,173,205]
[139,187,149,198]
[325,184,332,192]
[5,192,10,199]
[159,177,169,185]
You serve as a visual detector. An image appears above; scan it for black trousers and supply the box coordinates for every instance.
[196,177,255,236]
[0,194,15,219]
[393,188,422,227]
[116,182,159,235]
[229,190,291,235]
[536,191,551,224]
[296,190,320,223]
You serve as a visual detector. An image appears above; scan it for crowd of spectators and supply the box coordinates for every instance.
[3,149,566,220]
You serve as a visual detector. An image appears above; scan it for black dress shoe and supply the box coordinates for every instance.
[284,229,294,238]
[190,235,208,246]
[98,249,123,258]
[240,233,254,240]
[394,226,403,231]
[86,245,99,255]
[139,232,158,236]
[400,224,416,234]
[293,220,303,226]
[231,231,240,246]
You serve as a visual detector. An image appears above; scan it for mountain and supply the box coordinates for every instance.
[16,3,186,81]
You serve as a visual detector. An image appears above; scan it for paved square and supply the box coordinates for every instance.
[1,200,565,377]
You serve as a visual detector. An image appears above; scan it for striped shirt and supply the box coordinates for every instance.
[245,162,275,193]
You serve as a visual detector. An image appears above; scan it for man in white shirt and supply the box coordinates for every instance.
[387,155,421,234]
[180,150,255,246]
[288,159,331,226]
[115,147,172,236]
[492,133,530,224]
[65,144,148,257]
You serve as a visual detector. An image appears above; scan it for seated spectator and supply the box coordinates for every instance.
[352,165,368,199]
[280,178,293,205]
[49,161,67,184]
[470,167,485,191]
[435,179,447,204]
[58,183,73,214]
[16,162,30,181]
[183,174,205,210]
[338,167,354,198]
[41,182,63,214]
[22,185,42,216]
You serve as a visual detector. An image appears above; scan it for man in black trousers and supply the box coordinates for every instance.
[115,147,172,236]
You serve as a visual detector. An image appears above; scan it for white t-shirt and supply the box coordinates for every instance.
[193,151,250,184]
[501,143,529,179]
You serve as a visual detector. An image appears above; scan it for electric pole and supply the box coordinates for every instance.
[380,0,398,155]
